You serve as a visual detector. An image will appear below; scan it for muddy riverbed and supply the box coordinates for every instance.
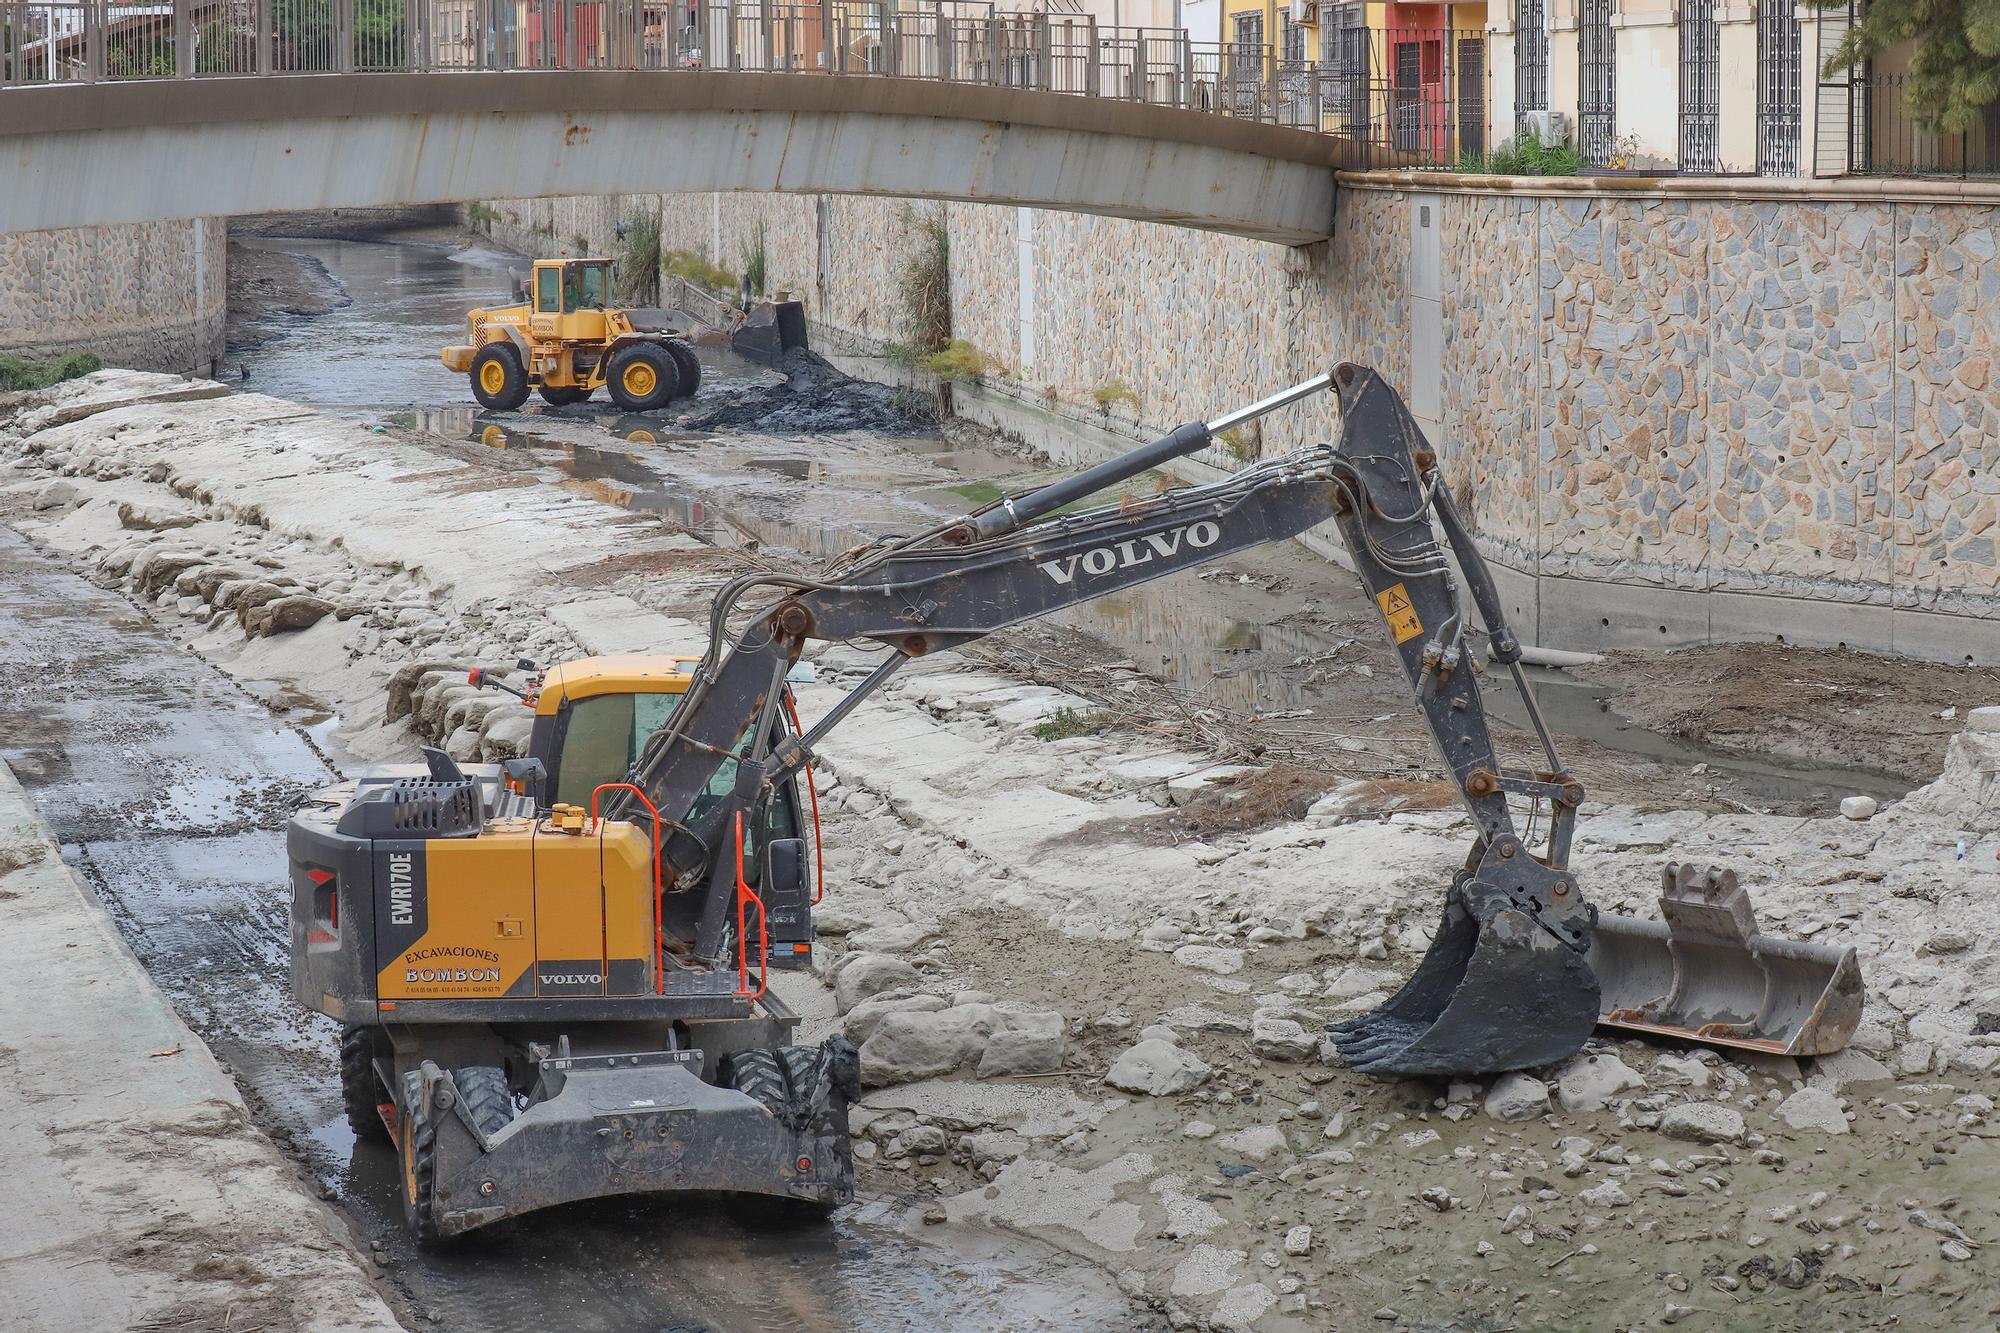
[4,226,1997,1332]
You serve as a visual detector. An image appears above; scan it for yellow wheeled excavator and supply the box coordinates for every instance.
[289,364,1861,1243]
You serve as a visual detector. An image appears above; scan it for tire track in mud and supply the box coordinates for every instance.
[0,521,1148,1333]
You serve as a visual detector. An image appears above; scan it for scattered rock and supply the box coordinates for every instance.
[1650,1053,1711,1088]
[839,993,947,1046]
[1282,1225,1312,1256]
[244,594,336,636]
[976,1027,1064,1078]
[1777,1087,1850,1135]
[32,480,77,510]
[1659,1103,1747,1146]
[1105,1039,1211,1096]
[1484,1073,1551,1123]
[1578,1180,1632,1209]
[1172,945,1245,976]
[1557,1052,1647,1113]
[1920,931,1974,956]
[1839,795,1878,820]
[1218,1124,1290,1162]
[834,952,921,1013]
[1250,1013,1318,1062]
[1183,1120,1218,1140]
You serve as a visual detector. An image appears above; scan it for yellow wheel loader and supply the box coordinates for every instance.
[440,257,702,413]
[290,365,1861,1243]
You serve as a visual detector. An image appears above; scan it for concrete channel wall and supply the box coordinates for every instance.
[486,178,2000,664]
[0,218,226,375]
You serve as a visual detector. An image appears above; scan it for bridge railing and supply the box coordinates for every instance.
[0,0,1484,158]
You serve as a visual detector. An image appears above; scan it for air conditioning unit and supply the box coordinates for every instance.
[1522,109,1570,144]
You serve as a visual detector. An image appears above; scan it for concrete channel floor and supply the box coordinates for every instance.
[0,521,1148,1330]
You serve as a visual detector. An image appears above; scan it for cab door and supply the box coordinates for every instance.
[530,264,561,341]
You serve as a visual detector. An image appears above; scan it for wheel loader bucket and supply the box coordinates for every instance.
[1330,893,1601,1078]
[1590,863,1863,1058]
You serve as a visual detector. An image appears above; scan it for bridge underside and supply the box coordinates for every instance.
[1,72,1340,244]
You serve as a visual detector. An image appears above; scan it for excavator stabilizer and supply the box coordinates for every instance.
[1590,864,1863,1057]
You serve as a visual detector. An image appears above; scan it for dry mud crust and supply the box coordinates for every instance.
[1579,643,2000,785]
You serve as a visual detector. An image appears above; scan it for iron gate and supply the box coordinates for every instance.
[1578,0,1614,163]
[1679,0,1720,172]
[1458,37,1485,156]
[1758,0,1802,175]
[1515,0,1547,134]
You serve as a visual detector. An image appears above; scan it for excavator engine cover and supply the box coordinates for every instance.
[1590,864,1863,1057]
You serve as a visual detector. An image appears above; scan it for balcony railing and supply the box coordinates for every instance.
[1842,72,2000,178]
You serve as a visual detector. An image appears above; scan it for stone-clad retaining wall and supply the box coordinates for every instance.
[0,218,226,375]
[488,178,2000,663]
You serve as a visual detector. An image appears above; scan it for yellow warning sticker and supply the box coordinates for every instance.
[1376,583,1425,644]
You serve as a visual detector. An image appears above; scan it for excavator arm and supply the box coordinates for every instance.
[603,362,1858,1077]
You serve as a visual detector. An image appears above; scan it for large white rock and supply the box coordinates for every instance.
[1557,1052,1648,1113]
[1578,1180,1632,1209]
[1105,1038,1211,1096]
[1777,1087,1850,1135]
[1484,1073,1551,1122]
[833,952,921,1013]
[859,1003,1064,1086]
[1172,945,1245,975]
[1839,795,1878,820]
[1217,1124,1290,1162]
[1660,1103,1747,1146]
[1250,1013,1318,1062]
[977,1028,1065,1078]
[840,993,947,1045]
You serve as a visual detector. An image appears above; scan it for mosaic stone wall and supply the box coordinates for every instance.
[494,183,2000,651]
[0,218,226,374]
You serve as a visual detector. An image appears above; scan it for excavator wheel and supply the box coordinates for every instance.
[470,344,529,411]
[664,341,702,399]
[397,1071,442,1247]
[338,1025,390,1141]
[538,383,592,407]
[454,1065,516,1137]
[606,343,681,412]
[723,1048,790,1118]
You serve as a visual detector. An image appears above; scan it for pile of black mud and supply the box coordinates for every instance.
[680,348,937,436]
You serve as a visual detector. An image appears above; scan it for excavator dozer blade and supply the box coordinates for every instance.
[1330,897,1601,1078]
[1590,863,1864,1058]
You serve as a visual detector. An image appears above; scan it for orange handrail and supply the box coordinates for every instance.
[732,811,769,1000]
[780,692,826,905]
[590,783,665,995]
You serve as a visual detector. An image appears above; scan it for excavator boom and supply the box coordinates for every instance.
[601,363,1860,1077]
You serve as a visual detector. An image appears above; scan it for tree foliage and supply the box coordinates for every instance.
[1814,0,2000,134]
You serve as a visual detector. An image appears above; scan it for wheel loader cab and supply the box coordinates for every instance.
[530,259,612,344]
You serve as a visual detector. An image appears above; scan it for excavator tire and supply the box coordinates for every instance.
[339,1025,390,1141]
[538,383,592,407]
[723,1048,789,1118]
[606,343,681,411]
[397,1071,442,1247]
[453,1065,515,1138]
[470,343,529,411]
[664,341,701,399]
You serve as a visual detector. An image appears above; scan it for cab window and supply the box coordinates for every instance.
[564,263,609,313]
[535,266,560,313]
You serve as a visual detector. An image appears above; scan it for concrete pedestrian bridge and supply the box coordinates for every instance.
[0,70,1347,244]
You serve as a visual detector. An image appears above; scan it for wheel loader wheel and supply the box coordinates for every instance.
[664,340,701,399]
[606,342,680,412]
[338,1025,390,1142]
[397,1071,442,1247]
[538,383,592,407]
[470,344,529,411]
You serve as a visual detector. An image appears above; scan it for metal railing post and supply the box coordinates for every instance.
[335,0,354,72]
[175,0,194,77]
[254,0,271,73]
[823,0,836,73]
[934,11,947,80]
[82,0,100,81]
[1084,16,1097,95]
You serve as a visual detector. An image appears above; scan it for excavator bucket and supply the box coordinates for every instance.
[1590,863,1863,1058]
[1330,892,1602,1078]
